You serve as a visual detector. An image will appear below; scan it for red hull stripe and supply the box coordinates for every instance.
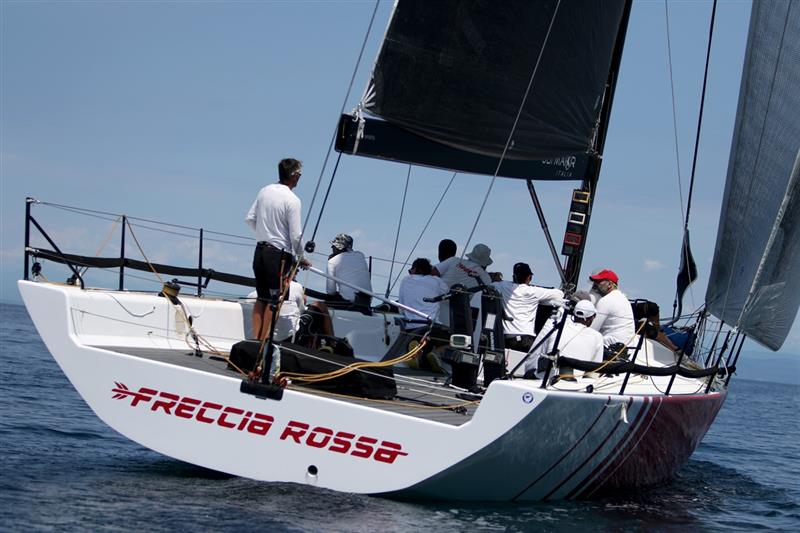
[511,396,613,501]
[542,397,635,501]
[568,395,662,499]
[582,396,664,498]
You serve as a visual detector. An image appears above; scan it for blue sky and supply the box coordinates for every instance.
[1,0,798,355]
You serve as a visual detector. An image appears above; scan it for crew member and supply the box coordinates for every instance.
[588,269,636,347]
[273,273,305,342]
[398,258,449,325]
[438,238,457,262]
[325,233,372,311]
[493,262,564,351]
[524,299,603,379]
[433,243,493,328]
[245,158,307,340]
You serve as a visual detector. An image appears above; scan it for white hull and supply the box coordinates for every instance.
[19,280,726,501]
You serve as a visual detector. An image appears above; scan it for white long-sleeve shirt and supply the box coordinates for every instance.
[434,257,492,326]
[591,289,636,347]
[245,183,302,257]
[434,256,492,289]
[399,274,449,324]
[492,281,564,336]
[326,250,372,302]
[524,311,603,377]
[273,281,305,341]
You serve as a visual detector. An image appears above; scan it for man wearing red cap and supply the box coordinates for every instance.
[588,269,635,348]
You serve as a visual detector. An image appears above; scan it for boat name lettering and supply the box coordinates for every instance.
[110,383,408,464]
[111,382,274,435]
[279,420,408,464]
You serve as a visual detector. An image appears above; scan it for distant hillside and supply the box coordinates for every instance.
[734,351,800,386]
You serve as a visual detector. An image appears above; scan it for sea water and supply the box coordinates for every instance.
[1,302,798,532]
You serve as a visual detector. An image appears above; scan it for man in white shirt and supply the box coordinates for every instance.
[398,258,450,325]
[325,233,373,311]
[245,158,308,340]
[588,269,636,348]
[493,262,564,351]
[433,243,493,327]
[433,243,493,288]
[557,300,605,376]
[273,278,305,343]
[524,300,604,379]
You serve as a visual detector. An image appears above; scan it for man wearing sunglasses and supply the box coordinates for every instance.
[246,158,308,340]
[588,269,635,348]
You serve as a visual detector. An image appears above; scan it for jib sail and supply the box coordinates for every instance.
[705,0,800,351]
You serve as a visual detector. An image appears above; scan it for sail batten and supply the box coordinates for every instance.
[705,0,800,351]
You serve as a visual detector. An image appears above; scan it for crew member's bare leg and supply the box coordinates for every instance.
[258,304,276,341]
[252,300,266,339]
[308,301,334,337]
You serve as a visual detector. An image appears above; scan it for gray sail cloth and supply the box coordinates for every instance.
[362,0,628,162]
[705,0,800,351]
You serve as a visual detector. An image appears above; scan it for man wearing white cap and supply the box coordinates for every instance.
[525,300,604,378]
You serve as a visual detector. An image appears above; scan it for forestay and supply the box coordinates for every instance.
[336,0,630,180]
[705,0,800,351]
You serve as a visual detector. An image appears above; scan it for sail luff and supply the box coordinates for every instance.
[738,149,800,328]
[705,0,800,351]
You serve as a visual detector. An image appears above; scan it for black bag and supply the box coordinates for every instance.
[229,340,264,372]
[281,342,396,399]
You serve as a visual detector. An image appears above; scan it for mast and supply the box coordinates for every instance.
[562,0,633,288]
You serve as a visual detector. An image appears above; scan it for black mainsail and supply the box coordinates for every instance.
[705,0,800,351]
[336,0,630,181]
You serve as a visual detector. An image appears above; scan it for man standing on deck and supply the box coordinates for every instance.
[493,262,564,352]
[588,269,635,348]
[245,158,308,340]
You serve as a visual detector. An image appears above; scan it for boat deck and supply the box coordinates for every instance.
[97,345,480,426]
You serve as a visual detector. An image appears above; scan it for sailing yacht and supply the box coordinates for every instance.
[17,0,799,500]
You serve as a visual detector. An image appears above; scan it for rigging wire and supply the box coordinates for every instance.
[301,0,381,240]
[78,216,122,275]
[459,0,563,258]
[388,171,457,293]
[664,0,686,229]
[385,165,411,297]
[683,0,718,235]
[306,152,343,252]
[38,199,252,242]
[671,0,719,317]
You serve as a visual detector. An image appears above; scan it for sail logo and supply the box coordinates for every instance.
[541,156,577,172]
[110,382,408,464]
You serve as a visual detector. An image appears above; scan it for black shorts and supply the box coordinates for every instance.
[504,334,535,352]
[252,243,293,302]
